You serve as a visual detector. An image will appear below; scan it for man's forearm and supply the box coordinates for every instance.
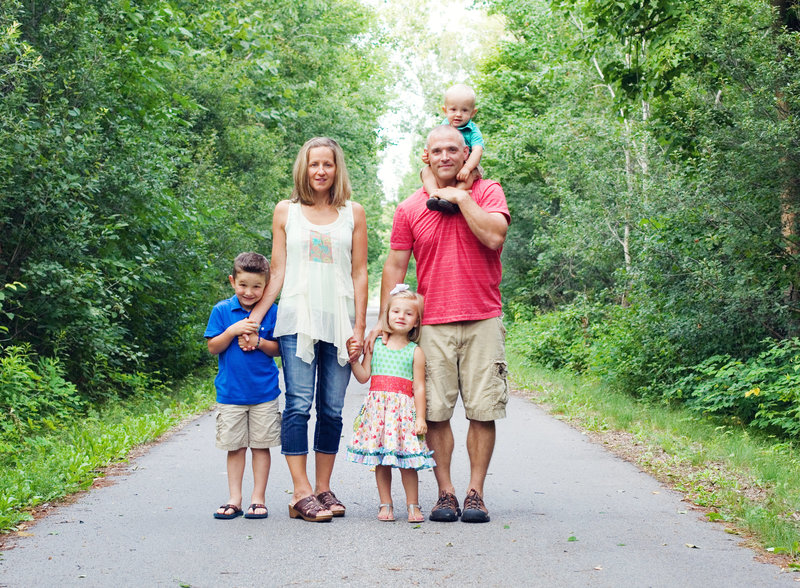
[435,187,508,250]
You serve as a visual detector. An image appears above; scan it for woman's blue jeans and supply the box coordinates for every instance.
[279,334,351,455]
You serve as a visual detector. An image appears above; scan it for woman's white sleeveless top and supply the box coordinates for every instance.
[274,200,355,366]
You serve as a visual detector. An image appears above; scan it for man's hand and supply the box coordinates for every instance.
[433,186,469,205]
[364,324,387,354]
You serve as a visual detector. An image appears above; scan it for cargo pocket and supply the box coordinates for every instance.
[493,360,509,408]
[215,410,224,446]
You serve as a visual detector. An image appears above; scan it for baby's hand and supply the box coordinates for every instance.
[421,148,430,165]
[414,417,428,436]
[237,334,257,352]
[456,165,471,182]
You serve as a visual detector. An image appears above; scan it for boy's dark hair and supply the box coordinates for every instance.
[232,252,270,280]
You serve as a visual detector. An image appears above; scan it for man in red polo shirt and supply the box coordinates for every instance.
[373,124,510,523]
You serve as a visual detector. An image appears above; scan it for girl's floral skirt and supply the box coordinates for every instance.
[346,389,435,470]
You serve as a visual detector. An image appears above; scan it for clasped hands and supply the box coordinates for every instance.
[233,318,261,351]
[235,319,364,362]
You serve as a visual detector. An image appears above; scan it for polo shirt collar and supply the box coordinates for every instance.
[229,294,249,314]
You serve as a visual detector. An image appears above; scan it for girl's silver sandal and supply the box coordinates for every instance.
[378,503,395,522]
[407,503,425,523]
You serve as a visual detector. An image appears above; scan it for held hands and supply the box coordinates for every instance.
[238,335,257,352]
[414,417,428,436]
[346,336,363,363]
[233,318,260,351]
[230,317,259,337]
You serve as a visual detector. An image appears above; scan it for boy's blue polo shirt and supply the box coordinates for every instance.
[204,295,280,405]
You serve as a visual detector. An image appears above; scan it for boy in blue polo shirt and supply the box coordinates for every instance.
[205,252,281,520]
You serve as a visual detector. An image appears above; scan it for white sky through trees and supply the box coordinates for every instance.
[367,0,505,201]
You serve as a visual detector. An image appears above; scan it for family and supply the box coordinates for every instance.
[203,84,511,524]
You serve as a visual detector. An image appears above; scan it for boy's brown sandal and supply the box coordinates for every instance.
[316,490,346,517]
[244,503,268,519]
[213,503,243,520]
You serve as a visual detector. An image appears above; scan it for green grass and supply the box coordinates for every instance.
[0,370,216,533]
[508,353,800,566]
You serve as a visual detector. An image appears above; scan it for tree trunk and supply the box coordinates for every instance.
[773,0,800,334]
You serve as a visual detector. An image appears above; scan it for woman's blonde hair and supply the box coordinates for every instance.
[381,289,425,343]
[291,137,352,207]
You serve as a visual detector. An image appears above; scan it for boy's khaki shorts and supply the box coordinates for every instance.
[215,399,281,451]
[419,317,509,422]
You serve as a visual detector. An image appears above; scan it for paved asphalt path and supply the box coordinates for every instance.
[1,312,797,587]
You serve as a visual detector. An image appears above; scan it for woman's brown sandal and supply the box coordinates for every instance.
[288,495,333,522]
[316,490,346,517]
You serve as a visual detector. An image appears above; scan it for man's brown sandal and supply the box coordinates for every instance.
[316,490,346,517]
[461,489,490,523]
[429,490,461,522]
[288,495,333,522]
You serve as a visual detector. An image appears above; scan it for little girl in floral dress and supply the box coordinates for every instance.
[346,285,435,522]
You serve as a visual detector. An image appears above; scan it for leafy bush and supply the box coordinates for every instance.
[586,303,681,397]
[507,302,593,372]
[0,345,84,448]
[662,339,800,437]
[507,302,800,438]
[507,300,680,395]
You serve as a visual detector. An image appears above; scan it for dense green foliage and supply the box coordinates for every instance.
[481,0,800,435]
[0,1,389,529]
[0,0,388,424]
[0,344,84,447]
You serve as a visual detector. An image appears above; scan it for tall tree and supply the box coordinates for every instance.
[772,0,800,331]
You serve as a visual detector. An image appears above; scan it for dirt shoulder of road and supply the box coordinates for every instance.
[510,387,800,574]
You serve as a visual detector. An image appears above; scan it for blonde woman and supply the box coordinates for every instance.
[245,137,368,522]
